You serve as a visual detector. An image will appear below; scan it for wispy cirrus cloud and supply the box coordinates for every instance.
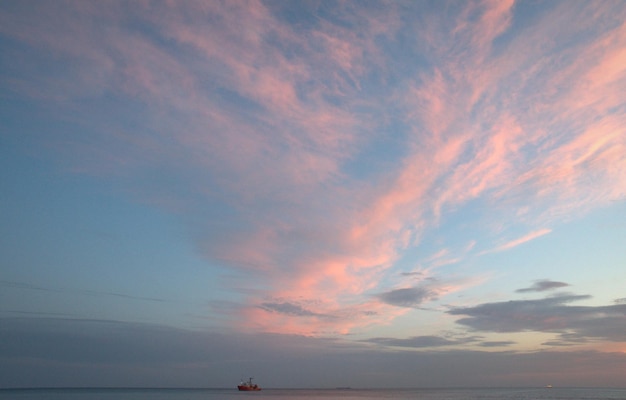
[1,1,625,337]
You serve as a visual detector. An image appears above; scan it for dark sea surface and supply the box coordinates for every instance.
[1,388,626,400]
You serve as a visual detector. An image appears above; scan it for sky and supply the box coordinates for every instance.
[1,0,625,389]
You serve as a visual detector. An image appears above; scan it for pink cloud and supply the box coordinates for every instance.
[399,2,625,227]
[3,1,624,338]
[504,17,626,221]
[224,1,624,335]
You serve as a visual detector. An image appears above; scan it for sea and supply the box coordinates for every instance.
[1,388,626,400]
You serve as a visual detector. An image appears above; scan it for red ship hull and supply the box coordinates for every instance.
[237,385,261,391]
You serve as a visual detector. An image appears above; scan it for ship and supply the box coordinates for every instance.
[237,377,261,391]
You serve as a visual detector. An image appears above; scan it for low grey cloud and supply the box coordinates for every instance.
[615,297,626,304]
[478,341,516,347]
[449,294,626,344]
[400,271,424,277]
[541,332,590,347]
[449,294,590,332]
[365,335,478,348]
[377,287,434,308]
[540,340,575,347]
[259,302,328,318]
[515,279,569,293]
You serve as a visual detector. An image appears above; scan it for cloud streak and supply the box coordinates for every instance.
[486,229,552,254]
[365,335,480,349]
[516,280,570,293]
[0,280,165,303]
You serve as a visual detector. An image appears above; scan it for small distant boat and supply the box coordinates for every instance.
[238,377,261,391]
[545,384,553,388]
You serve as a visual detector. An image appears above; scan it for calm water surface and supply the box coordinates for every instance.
[2,388,626,400]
